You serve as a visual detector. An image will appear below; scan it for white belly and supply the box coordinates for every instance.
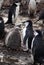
[12,15,15,24]
[31,30,38,51]
[12,4,20,24]
[22,27,26,39]
[15,4,20,20]
[22,27,28,51]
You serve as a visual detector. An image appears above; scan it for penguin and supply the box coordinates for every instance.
[31,30,44,65]
[28,0,36,17]
[5,27,21,50]
[5,3,17,24]
[22,20,34,51]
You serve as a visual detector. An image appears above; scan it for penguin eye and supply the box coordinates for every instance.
[0,21,2,23]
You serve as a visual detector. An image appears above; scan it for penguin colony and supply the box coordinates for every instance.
[0,0,44,65]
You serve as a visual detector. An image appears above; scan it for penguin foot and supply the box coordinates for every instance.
[5,22,15,25]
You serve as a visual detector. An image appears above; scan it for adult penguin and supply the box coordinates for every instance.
[5,3,17,25]
[22,20,34,51]
[31,30,44,65]
[28,0,36,17]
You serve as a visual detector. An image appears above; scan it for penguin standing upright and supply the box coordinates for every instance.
[22,20,34,51]
[28,0,36,17]
[31,30,44,65]
[5,3,17,25]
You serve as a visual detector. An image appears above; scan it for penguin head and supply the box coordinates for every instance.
[15,2,20,6]
[36,30,42,36]
[14,0,21,3]
[23,20,32,27]
[12,3,17,7]
[34,30,38,36]
[26,20,32,27]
